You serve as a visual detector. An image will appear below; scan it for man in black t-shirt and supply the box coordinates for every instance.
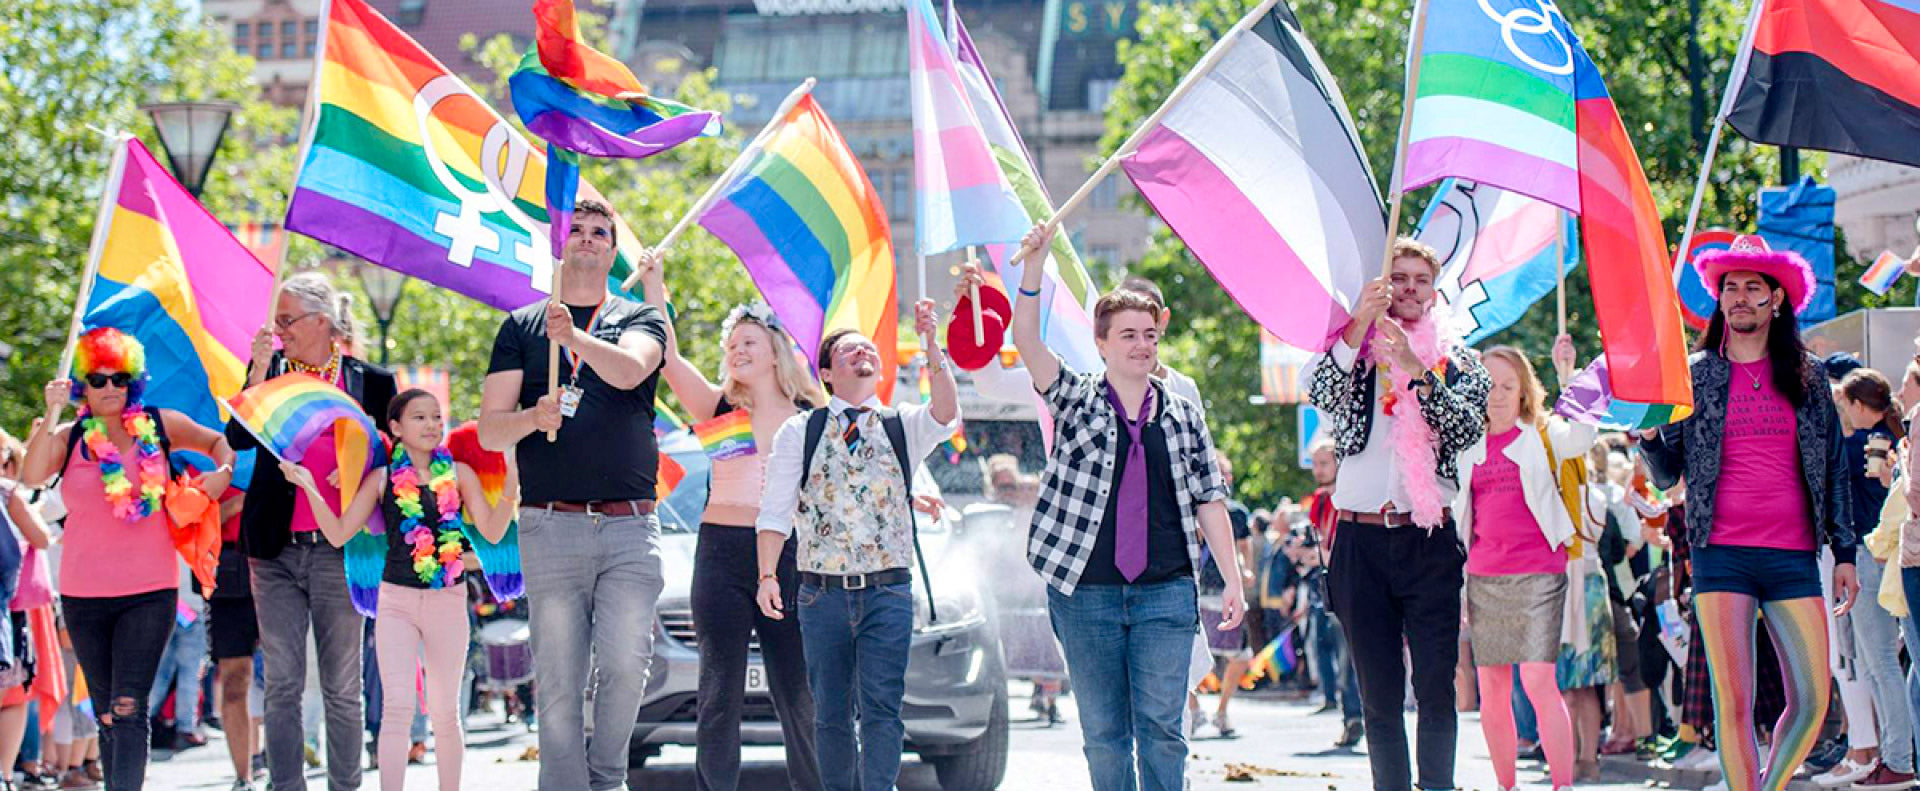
[479,200,669,791]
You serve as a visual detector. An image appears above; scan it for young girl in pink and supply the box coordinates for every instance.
[1452,338,1593,791]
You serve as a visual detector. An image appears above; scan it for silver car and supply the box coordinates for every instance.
[631,476,1011,791]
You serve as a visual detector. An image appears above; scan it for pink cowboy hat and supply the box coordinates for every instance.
[1695,234,1817,315]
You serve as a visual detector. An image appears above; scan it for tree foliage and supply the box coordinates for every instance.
[1101,0,1831,507]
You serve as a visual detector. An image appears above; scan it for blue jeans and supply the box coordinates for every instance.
[1855,548,1915,772]
[797,581,914,791]
[1902,567,1920,760]
[518,508,666,791]
[147,612,209,732]
[1310,606,1363,723]
[1048,579,1198,791]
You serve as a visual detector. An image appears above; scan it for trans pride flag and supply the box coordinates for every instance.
[1402,0,1691,413]
[698,95,900,401]
[80,137,274,430]
[1414,179,1578,345]
[907,0,1029,255]
[285,0,648,311]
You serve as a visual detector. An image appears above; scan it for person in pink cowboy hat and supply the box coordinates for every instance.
[1639,234,1864,791]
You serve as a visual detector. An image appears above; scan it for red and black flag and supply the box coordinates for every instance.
[1725,0,1920,167]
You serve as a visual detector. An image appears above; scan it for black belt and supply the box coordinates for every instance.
[800,569,911,591]
[526,500,656,517]
[288,530,329,546]
[1337,508,1451,527]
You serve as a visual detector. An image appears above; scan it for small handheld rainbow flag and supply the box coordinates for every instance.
[227,374,383,508]
[1861,251,1907,296]
[693,411,755,461]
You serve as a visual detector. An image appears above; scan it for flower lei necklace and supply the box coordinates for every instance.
[390,445,466,588]
[80,406,166,521]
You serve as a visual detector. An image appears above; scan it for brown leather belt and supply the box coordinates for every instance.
[1336,508,1451,527]
[528,500,656,517]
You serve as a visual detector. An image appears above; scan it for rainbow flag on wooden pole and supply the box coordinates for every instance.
[696,94,901,401]
[227,374,384,508]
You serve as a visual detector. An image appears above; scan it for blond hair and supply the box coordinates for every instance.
[1481,346,1547,428]
[0,428,22,478]
[719,315,824,412]
[1392,237,1442,277]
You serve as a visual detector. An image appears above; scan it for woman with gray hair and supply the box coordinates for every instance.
[225,271,395,791]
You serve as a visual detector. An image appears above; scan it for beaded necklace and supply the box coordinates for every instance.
[390,445,466,588]
[79,406,165,521]
[285,348,343,385]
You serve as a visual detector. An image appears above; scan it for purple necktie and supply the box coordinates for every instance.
[1106,383,1155,582]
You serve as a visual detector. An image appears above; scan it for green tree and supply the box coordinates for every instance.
[1100,0,1832,505]
[0,0,296,435]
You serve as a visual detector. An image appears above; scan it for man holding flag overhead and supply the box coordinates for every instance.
[1308,240,1489,791]
[480,199,670,791]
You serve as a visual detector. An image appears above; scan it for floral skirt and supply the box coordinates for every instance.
[1556,559,1618,690]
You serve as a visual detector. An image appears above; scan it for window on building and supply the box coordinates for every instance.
[397,0,426,26]
[306,39,316,58]
[281,20,296,39]
[234,21,250,42]
[1090,174,1120,210]
[852,19,905,77]
[282,41,298,59]
[257,42,272,59]
[256,21,271,38]
[889,168,911,221]
[1086,79,1118,112]
[306,20,319,37]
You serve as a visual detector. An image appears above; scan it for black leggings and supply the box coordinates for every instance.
[64,589,177,791]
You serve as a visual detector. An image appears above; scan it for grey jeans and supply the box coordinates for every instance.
[519,507,666,791]
[252,542,366,791]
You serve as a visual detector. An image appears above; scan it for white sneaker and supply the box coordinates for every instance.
[1816,758,1881,788]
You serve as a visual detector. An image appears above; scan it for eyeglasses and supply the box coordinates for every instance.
[275,311,321,330]
[85,372,134,389]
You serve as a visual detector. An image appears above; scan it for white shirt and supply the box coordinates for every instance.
[1322,339,1459,514]
[755,394,960,537]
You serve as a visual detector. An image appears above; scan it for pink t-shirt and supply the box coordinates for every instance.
[1710,358,1814,551]
[58,447,179,598]
[289,433,341,535]
[1468,427,1568,576]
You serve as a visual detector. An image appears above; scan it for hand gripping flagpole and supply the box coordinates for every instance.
[1008,0,1286,264]
[1378,0,1434,278]
[1671,0,1765,285]
[619,78,818,292]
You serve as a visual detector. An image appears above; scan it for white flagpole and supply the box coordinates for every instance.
[1671,0,1766,284]
[1379,0,1434,277]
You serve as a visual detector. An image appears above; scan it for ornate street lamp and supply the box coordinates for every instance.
[139,101,240,197]
[357,265,409,366]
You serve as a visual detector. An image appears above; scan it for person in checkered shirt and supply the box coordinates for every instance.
[1008,224,1247,791]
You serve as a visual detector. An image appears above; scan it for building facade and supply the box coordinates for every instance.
[1830,154,1920,276]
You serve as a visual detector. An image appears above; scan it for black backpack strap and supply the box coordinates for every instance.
[145,406,177,475]
[800,408,831,484]
[877,409,936,624]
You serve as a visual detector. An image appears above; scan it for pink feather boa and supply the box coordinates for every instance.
[1365,307,1456,529]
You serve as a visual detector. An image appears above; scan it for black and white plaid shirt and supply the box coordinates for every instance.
[1026,357,1227,595]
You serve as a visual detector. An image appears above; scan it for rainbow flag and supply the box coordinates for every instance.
[692,411,755,461]
[950,6,1099,373]
[80,137,274,430]
[908,0,1028,255]
[510,0,719,259]
[1554,356,1692,431]
[697,94,900,401]
[284,0,647,311]
[227,374,383,510]
[1861,250,1908,296]
[1403,0,1692,411]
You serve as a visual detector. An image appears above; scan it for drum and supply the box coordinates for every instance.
[477,618,533,688]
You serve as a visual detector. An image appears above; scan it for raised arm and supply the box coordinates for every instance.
[1010,224,1062,393]
[636,251,723,420]
[454,461,520,544]
[281,462,384,549]
[916,299,960,426]
[21,381,74,488]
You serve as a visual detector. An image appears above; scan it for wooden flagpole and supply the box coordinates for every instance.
[966,246,984,339]
[1378,0,1433,278]
[1008,0,1285,263]
[1671,0,1765,284]
[619,78,818,291]
[546,260,561,442]
[1555,217,1568,337]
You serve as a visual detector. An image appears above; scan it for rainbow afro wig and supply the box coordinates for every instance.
[70,327,149,402]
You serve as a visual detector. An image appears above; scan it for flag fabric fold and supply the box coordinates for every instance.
[1117,1,1384,353]
[1554,356,1692,431]
[284,0,648,311]
[1414,179,1578,345]
[908,0,1031,255]
[82,137,274,430]
[697,94,901,401]
[226,374,384,510]
[1725,0,1920,168]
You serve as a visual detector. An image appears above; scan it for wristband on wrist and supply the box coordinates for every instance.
[1017,285,1043,297]
[758,572,778,582]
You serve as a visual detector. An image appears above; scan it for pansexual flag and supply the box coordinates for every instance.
[510,0,719,258]
[951,6,1100,373]
[1861,250,1908,296]
[1414,179,1579,345]
[1405,0,1692,412]
[907,0,1029,255]
[1117,1,1384,353]
[698,95,900,401]
[226,374,384,509]
[285,0,647,311]
[81,136,274,430]
[1725,0,1920,168]
[692,411,755,461]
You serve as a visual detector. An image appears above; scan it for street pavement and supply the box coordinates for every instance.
[146,687,1699,790]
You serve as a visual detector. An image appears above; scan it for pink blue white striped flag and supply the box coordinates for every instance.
[1415,179,1578,344]
[908,0,1030,255]
[1860,250,1907,296]
[949,6,1100,372]
[1118,2,1385,352]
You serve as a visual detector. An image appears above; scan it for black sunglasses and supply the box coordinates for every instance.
[85,373,134,389]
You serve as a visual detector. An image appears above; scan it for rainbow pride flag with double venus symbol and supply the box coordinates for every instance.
[693,411,756,461]
[227,374,383,509]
